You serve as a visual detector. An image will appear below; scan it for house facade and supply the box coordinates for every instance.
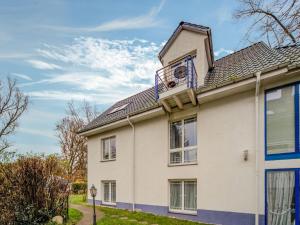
[79,22,300,225]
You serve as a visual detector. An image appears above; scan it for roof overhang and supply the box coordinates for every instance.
[158,22,214,68]
[79,107,166,137]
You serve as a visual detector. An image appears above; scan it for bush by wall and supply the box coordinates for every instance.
[72,182,87,194]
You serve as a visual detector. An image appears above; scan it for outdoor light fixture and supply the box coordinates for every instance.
[90,184,97,225]
[90,184,97,197]
[243,150,249,161]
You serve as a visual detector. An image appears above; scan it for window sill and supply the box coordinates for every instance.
[168,162,198,167]
[265,152,300,161]
[102,202,116,207]
[100,159,116,162]
[168,209,197,216]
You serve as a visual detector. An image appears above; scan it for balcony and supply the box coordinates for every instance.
[154,56,198,112]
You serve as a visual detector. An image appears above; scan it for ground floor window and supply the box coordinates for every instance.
[169,180,197,214]
[102,181,116,204]
[266,169,299,225]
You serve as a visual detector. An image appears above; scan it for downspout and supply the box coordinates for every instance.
[255,71,261,225]
[127,115,136,211]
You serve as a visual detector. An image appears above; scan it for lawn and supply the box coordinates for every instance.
[69,194,86,205]
[69,195,209,225]
[96,206,209,225]
[67,208,83,225]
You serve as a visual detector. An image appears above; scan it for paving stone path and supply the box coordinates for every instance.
[70,203,103,225]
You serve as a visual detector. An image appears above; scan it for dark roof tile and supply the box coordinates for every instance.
[203,42,290,89]
[81,87,159,132]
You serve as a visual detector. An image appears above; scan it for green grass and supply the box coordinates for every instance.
[69,194,86,205]
[66,208,83,225]
[96,206,209,225]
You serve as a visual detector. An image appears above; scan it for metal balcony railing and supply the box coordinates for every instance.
[155,56,197,101]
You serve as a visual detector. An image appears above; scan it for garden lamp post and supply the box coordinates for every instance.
[90,184,97,225]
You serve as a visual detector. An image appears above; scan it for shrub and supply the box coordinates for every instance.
[0,154,69,225]
[72,182,87,194]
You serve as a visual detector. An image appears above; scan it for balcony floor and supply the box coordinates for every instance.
[158,88,197,112]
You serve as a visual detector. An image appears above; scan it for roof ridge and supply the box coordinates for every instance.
[274,42,300,49]
[215,42,265,62]
[179,21,210,30]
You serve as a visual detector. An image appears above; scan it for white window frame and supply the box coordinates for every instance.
[102,180,116,205]
[168,179,197,215]
[101,136,116,161]
[169,116,197,165]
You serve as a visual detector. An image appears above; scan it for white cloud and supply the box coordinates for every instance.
[42,0,165,33]
[0,52,32,60]
[25,37,162,102]
[214,48,234,57]
[27,59,62,70]
[26,90,120,104]
[10,73,32,81]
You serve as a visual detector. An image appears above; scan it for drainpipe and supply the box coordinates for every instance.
[255,71,261,225]
[127,115,136,211]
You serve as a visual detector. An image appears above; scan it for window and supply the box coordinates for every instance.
[102,136,116,161]
[265,169,300,225]
[102,181,116,205]
[109,103,130,114]
[265,83,300,160]
[170,117,197,164]
[169,180,197,214]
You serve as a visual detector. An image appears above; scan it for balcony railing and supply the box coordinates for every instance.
[155,56,197,101]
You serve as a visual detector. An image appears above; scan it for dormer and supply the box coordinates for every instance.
[154,22,214,112]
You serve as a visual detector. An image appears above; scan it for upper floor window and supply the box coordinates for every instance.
[265,82,300,160]
[169,117,197,165]
[102,136,116,161]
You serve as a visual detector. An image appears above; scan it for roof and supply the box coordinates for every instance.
[81,87,159,132]
[275,43,300,67]
[202,42,291,90]
[80,42,300,134]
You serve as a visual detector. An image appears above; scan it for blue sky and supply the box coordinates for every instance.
[0,0,252,154]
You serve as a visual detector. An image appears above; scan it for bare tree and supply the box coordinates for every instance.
[0,77,28,152]
[235,0,300,47]
[56,101,97,182]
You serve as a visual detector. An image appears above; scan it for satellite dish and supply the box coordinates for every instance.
[173,65,187,79]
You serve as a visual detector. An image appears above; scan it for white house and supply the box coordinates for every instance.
[79,22,300,225]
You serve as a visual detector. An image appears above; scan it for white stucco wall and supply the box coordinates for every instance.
[87,125,134,204]
[87,89,257,213]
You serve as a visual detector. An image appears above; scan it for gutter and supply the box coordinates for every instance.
[254,71,261,225]
[127,115,136,211]
[79,107,165,137]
